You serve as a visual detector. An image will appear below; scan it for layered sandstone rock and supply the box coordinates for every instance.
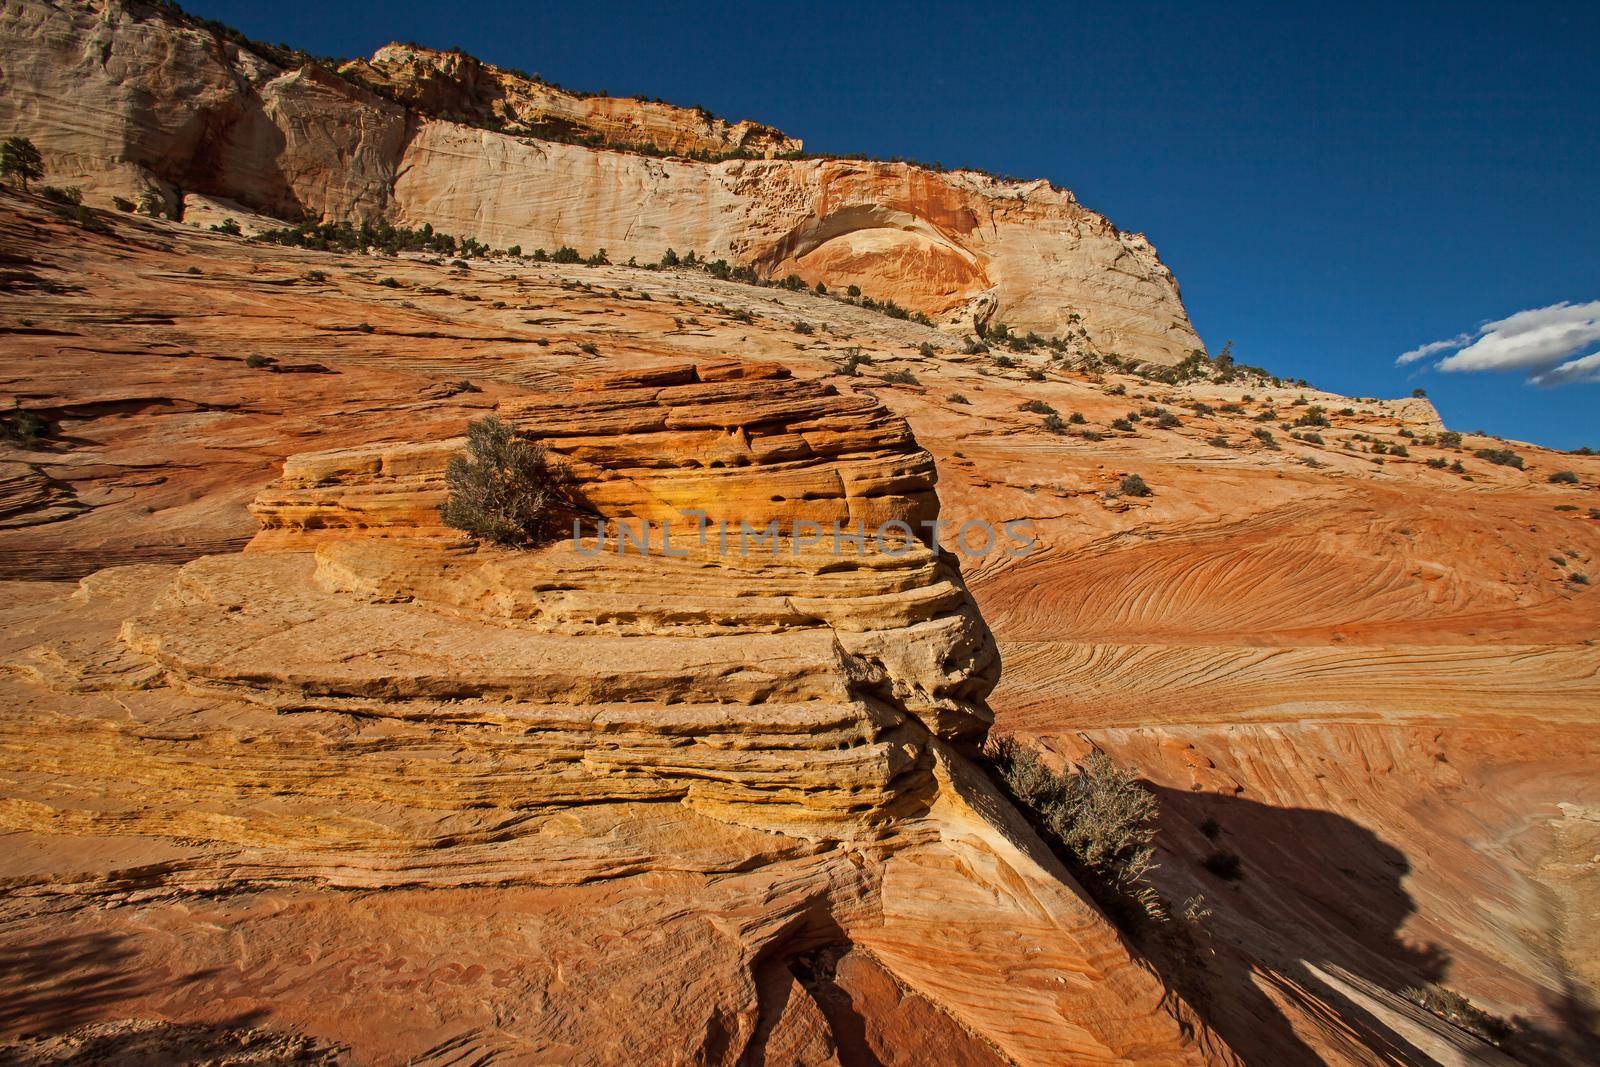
[343,44,801,158]
[0,346,1217,1063]
[0,0,1203,361]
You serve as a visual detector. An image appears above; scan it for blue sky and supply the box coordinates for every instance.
[185,0,1600,449]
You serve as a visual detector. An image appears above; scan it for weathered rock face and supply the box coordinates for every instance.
[0,0,1204,362]
[343,43,802,158]
[3,194,1597,1064]
[0,321,1217,1062]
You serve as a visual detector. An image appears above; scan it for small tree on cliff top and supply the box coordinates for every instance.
[1,137,44,191]
[442,416,569,546]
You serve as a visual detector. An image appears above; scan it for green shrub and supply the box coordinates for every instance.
[377,276,402,288]
[1043,413,1066,434]
[1156,412,1182,429]
[1549,470,1579,484]
[1111,417,1134,432]
[1020,399,1057,415]
[1295,405,1330,428]
[1069,411,1086,424]
[792,320,814,335]
[442,416,569,546]
[209,217,242,236]
[40,185,82,206]
[1105,383,1127,396]
[1252,427,1278,448]
[244,354,273,369]
[1438,430,1463,448]
[1,136,43,190]
[918,341,935,357]
[882,368,918,385]
[1120,473,1151,497]
[1475,448,1524,469]
[949,393,971,405]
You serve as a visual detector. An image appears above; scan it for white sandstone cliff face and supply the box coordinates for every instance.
[0,0,1203,363]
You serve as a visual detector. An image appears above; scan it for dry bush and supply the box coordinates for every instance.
[986,736,1162,918]
[442,416,570,546]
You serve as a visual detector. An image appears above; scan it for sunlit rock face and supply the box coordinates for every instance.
[0,0,1204,363]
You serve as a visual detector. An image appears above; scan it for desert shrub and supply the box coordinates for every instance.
[847,284,862,298]
[813,281,827,295]
[1549,470,1579,484]
[1019,399,1057,415]
[1402,985,1514,1046]
[1295,405,1330,428]
[985,737,1161,918]
[303,270,328,283]
[918,341,936,358]
[550,246,582,264]
[1105,383,1127,396]
[1,137,44,190]
[1572,573,1590,585]
[1390,444,1409,457]
[792,320,814,335]
[1191,402,1215,415]
[1252,428,1278,448]
[377,276,402,288]
[1200,850,1243,881]
[1199,817,1221,840]
[209,217,242,236]
[244,354,273,369]
[882,368,918,385]
[949,393,971,405]
[1451,459,1466,473]
[1069,411,1087,424]
[112,195,135,212]
[1042,413,1066,434]
[1156,412,1182,429]
[40,185,82,206]
[960,338,985,355]
[1475,448,1524,469]
[577,341,599,356]
[0,409,46,448]
[1026,367,1046,381]
[992,353,1016,369]
[442,416,569,546]
[1120,473,1151,497]
[1438,430,1463,448]
[1427,457,1448,469]
[1111,417,1134,432]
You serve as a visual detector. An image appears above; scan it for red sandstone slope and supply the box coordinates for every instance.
[0,193,1596,1064]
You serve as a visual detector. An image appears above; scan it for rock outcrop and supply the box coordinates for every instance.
[0,339,1219,1063]
[3,98,1596,1067]
[342,43,802,159]
[0,0,1204,361]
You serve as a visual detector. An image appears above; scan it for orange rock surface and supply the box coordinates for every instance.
[0,184,1596,1066]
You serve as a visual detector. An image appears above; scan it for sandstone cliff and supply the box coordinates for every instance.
[0,0,1204,362]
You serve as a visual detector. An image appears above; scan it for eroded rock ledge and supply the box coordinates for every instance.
[0,360,1218,1065]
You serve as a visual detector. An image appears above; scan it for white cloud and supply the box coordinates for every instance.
[1398,300,1600,386]
[1397,335,1467,365]
[1530,351,1600,387]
